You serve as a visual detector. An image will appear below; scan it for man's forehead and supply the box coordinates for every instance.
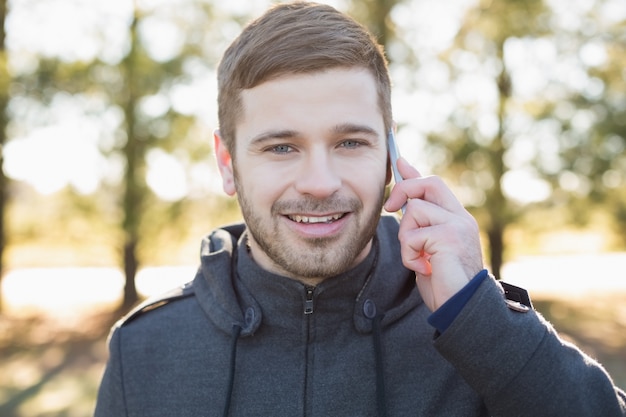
[238,68,381,115]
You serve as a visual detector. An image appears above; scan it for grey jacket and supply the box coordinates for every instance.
[95,216,626,416]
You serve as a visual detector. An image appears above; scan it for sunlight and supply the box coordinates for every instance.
[145,150,189,201]
[502,253,626,297]
[2,255,625,322]
[1,265,196,320]
[2,268,124,318]
[502,169,552,204]
[4,119,106,195]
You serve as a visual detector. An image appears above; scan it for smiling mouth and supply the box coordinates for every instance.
[287,213,345,224]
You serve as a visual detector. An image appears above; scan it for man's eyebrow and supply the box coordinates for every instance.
[248,124,379,146]
[249,130,299,146]
[332,123,379,137]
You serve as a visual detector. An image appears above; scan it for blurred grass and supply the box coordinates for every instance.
[0,310,118,417]
[533,295,626,390]
[0,294,624,416]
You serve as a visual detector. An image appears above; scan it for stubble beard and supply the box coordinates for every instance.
[235,181,385,280]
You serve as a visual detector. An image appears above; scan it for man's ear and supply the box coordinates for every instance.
[385,158,392,185]
[214,129,236,196]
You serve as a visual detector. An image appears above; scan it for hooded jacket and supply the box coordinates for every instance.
[95,216,626,417]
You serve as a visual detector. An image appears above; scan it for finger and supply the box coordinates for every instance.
[399,201,479,249]
[398,218,483,281]
[398,226,433,275]
[389,175,466,216]
[397,157,421,180]
[384,158,420,213]
[399,197,457,229]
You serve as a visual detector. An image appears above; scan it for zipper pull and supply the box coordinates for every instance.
[304,286,315,315]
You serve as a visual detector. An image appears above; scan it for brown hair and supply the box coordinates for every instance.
[217,1,392,156]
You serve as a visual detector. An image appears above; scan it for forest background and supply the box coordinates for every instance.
[0,0,625,416]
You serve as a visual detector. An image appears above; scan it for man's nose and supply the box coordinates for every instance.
[294,151,342,198]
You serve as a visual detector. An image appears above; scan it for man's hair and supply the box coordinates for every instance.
[217,1,392,155]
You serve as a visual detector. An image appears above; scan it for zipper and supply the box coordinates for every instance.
[303,285,316,416]
[304,286,315,315]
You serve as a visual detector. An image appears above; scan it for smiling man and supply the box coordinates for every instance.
[95,2,626,417]
[217,68,388,285]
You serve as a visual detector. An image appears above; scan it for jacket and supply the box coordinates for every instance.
[95,216,626,416]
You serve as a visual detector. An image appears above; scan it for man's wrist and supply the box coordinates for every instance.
[427,269,489,333]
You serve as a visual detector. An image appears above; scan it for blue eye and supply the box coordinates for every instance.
[271,144,292,153]
[340,140,361,149]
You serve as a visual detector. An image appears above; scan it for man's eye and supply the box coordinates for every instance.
[340,140,362,149]
[270,144,292,153]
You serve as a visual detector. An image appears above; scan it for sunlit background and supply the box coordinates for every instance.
[0,0,625,415]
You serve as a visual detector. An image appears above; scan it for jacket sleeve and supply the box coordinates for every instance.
[94,327,127,417]
[433,276,626,417]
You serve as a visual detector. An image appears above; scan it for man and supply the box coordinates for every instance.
[95,2,626,416]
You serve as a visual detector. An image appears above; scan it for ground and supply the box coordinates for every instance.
[1,293,625,416]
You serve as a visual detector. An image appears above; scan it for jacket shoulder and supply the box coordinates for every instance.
[117,281,195,327]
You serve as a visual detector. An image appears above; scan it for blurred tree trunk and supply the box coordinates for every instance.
[109,0,217,311]
[0,0,8,312]
[485,43,511,280]
[120,9,142,309]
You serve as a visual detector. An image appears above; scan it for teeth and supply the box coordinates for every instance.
[290,214,343,223]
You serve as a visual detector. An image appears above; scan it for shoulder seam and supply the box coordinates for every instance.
[118,281,195,327]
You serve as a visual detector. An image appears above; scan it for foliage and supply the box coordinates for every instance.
[530,2,626,244]
[0,0,625,311]
[422,0,626,276]
[423,0,549,278]
[2,0,245,309]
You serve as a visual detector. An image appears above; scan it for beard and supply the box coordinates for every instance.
[235,180,385,280]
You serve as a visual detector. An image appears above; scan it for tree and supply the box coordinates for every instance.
[531,0,626,247]
[119,9,144,308]
[113,0,220,309]
[425,0,549,278]
[2,0,254,312]
[0,0,8,312]
[5,0,224,310]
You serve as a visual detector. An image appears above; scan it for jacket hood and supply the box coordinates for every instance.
[192,216,423,337]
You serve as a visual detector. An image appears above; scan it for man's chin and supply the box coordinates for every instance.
[277,237,371,279]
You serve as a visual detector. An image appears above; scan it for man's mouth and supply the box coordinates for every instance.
[287,213,345,224]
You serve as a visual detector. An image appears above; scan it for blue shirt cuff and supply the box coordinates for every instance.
[427,269,489,333]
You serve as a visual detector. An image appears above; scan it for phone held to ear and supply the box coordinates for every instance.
[388,129,428,261]
[387,129,405,214]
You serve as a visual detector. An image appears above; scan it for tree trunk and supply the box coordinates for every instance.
[122,238,139,309]
[119,9,142,310]
[486,43,512,280]
[0,0,9,313]
[487,223,504,280]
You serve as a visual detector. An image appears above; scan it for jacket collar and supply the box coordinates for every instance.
[193,216,422,336]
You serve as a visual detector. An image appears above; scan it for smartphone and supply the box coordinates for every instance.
[387,129,403,184]
[387,129,406,214]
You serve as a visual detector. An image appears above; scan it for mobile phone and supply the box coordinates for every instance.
[387,129,406,214]
[387,129,403,184]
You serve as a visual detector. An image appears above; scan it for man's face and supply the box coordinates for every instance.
[215,67,390,284]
